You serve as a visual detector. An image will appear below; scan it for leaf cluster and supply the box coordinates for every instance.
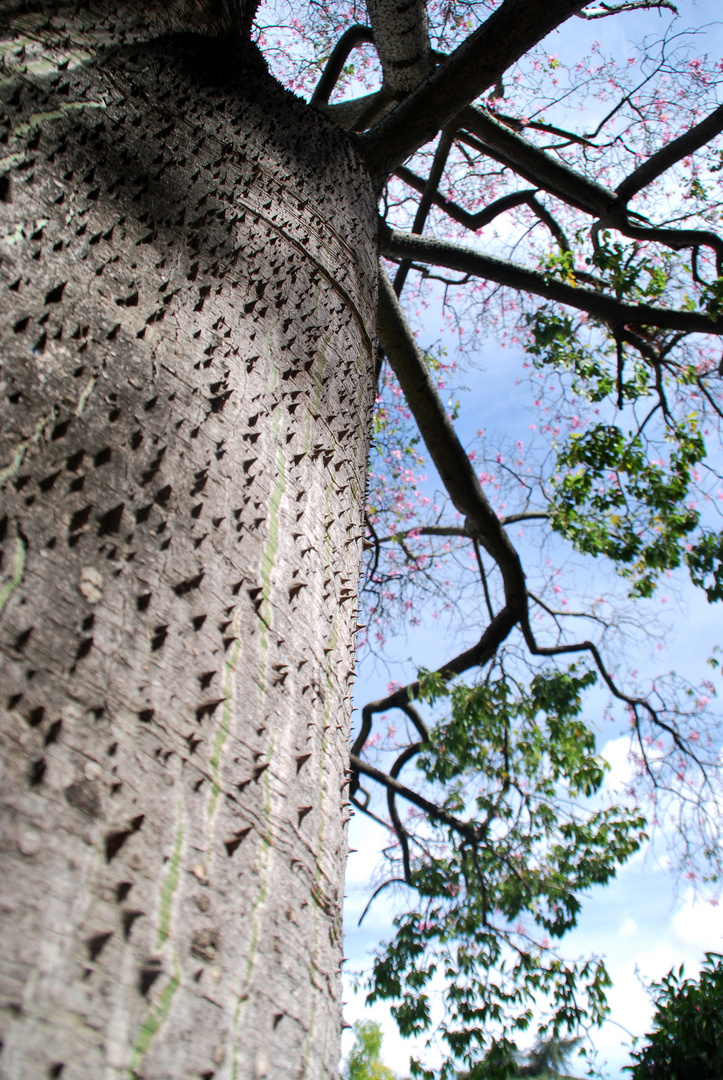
[367,667,647,1079]
[625,953,723,1079]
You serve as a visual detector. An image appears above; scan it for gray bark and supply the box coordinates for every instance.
[0,16,376,1080]
[365,0,433,95]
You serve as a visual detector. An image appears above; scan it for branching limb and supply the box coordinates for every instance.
[365,0,434,95]
[310,24,374,106]
[388,743,424,881]
[357,878,410,926]
[601,217,723,277]
[617,101,723,204]
[519,616,700,766]
[459,108,723,267]
[376,515,547,545]
[359,0,590,182]
[394,168,538,230]
[377,524,470,543]
[395,126,456,294]
[377,268,530,598]
[351,753,476,839]
[577,0,677,17]
[394,166,571,249]
[459,105,619,218]
[380,224,723,335]
[322,90,395,131]
[474,539,495,622]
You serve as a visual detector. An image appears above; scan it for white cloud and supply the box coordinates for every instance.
[619,915,638,940]
[601,735,636,796]
[672,888,723,953]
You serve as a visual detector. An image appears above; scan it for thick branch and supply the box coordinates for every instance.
[310,24,374,106]
[359,0,590,181]
[617,101,723,203]
[614,218,723,276]
[460,106,620,218]
[459,108,723,267]
[377,269,530,599]
[365,0,434,94]
[577,0,677,16]
[380,225,723,335]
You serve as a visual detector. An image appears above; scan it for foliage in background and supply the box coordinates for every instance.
[343,1020,397,1080]
[367,669,646,1078]
[625,953,723,1079]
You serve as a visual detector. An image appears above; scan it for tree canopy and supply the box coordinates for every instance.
[248,0,723,1074]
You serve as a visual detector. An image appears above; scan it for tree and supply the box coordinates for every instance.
[458,1035,583,1078]
[0,2,722,1078]
[343,1020,396,1080]
[626,953,723,1078]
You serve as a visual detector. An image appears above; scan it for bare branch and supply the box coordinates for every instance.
[377,525,470,543]
[395,126,456,294]
[617,101,723,204]
[395,166,570,249]
[351,753,476,839]
[577,0,677,17]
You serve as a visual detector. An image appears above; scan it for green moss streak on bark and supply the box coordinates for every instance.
[0,534,26,618]
[0,411,56,485]
[76,376,98,416]
[0,152,24,173]
[313,331,332,423]
[257,417,285,703]
[302,293,329,456]
[157,793,184,947]
[0,531,26,617]
[127,960,181,1079]
[302,602,340,1079]
[206,608,243,837]
[13,99,107,140]
[231,765,275,1079]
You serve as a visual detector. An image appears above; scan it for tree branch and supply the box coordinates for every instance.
[395,166,570,249]
[377,268,530,599]
[365,0,434,95]
[617,102,723,204]
[459,106,619,218]
[577,0,677,17]
[359,0,590,182]
[380,225,723,335]
[310,24,374,106]
[395,126,456,294]
[351,753,476,839]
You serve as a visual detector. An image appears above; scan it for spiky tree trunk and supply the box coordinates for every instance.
[0,18,376,1080]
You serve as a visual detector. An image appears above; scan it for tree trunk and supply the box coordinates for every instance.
[0,23,377,1080]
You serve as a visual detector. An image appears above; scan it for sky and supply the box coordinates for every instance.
[340,2,723,1076]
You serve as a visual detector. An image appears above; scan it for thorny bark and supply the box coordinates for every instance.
[0,10,376,1079]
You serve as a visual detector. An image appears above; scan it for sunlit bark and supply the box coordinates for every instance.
[0,16,376,1079]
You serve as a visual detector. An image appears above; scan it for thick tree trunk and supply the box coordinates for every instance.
[0,22,376,1080]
